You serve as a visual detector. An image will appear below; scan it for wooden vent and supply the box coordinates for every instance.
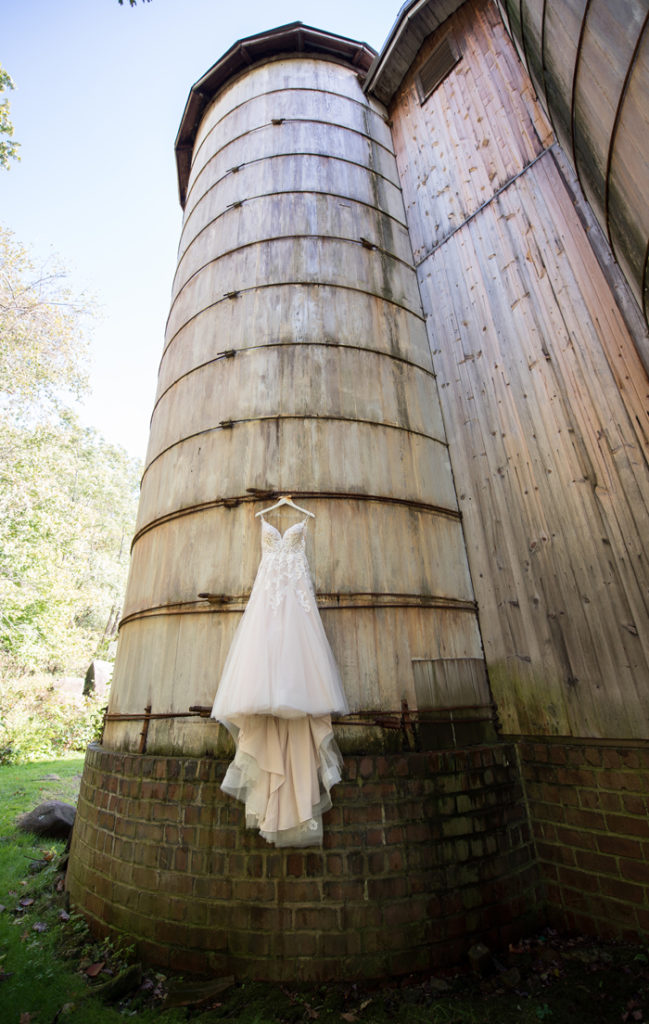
[416,37,460,104]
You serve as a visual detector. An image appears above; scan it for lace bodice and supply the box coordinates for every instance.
[260,516,313,612]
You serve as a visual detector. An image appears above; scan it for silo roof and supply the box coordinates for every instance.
[363,0,467,106]
[175,22,376,207]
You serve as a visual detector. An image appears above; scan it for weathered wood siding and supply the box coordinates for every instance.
[390,0,649,738]
[496,0,649,326]
[105,53,483,755]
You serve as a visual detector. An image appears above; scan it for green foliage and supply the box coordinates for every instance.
[0,64,19,170]
[0,228,90,421]
[0,674,106,764]
[0,414,140,673]
[0,226,141,675]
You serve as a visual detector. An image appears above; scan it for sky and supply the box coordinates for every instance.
[2,0,400,460]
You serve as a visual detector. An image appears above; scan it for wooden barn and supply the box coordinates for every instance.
[67,0,649,979]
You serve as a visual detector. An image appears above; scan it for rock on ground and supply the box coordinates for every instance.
[17,800,76,840]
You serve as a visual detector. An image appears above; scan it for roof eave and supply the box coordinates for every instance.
[364,0,467,106]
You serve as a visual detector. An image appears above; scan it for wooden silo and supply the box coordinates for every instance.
[67,19,542,980]
[101,21,484,759]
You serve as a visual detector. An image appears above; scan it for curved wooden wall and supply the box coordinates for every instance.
[390,0,649,739]
[495,0,649,323]
[104,54,482,755]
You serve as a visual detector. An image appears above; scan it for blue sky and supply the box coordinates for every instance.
[3,0,399,459]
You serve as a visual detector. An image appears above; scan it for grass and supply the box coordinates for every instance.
[1,758,648,1023]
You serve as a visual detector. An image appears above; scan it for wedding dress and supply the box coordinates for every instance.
[211,514,348,846]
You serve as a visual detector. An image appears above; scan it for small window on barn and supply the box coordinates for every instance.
[416,37,460,104]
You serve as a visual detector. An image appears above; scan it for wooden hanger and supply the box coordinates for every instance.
[255,495,315,518]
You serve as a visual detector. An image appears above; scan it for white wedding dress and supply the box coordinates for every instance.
[211,515,348,846]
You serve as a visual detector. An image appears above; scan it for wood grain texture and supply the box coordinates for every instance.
[106,55,483,749]
[495,0,649,323]
[157,286,432,397]
[390,0,553,265]
[391,2,649,738]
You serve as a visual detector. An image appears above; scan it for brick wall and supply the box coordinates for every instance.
[67,742,542,980]
[517,738,649,940]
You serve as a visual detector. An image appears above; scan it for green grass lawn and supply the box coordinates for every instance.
[1,757,648,1023]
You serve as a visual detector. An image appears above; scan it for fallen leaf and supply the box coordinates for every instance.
[32,922,47,932]
[19,898,34,907]
[59,910,70,922]
[341,1015,357,1023]
[41,850,55,862]
[0,905,5,913]
[20,1013,34,1023]
[85,961,106,978]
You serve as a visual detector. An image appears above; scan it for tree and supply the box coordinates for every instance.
[0,65,19,170]
[0,227,141,675]
[0,415,141,673]
[0,228,89,422]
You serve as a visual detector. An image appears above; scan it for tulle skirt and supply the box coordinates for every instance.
[211,551,348,846]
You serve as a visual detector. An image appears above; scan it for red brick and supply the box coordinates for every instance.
[232,880,276,901]
[359,756,374,779]
[564,806,606,830]
[603,879,646,905]
[556,826,598,850]
[599,771,648,793]
[557,767,598,788]
[557,866,600,893]
[547,745,568,765]
[619,859,649,884]
[621,794,649,815]
[597,834,644,859]
[536,842,575,866]
[606,813,649,838]
[573,849,617,876]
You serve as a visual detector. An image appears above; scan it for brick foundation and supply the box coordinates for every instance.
[67,743,542,980]
[517,737,649,941]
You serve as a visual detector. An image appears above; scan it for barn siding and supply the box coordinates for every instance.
[389,0,649,740]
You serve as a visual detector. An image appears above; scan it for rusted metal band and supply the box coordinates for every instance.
[168,234,420,330]
[536,0,557,142]
[638,237,642,321]
[163,278,426,356]
[182,149,403,251]
[517,0,531,89]
[152,341,436,416]
[131,491,463,548]
[603,4,649,254]
[187,115,398,209]
[117,593,477,630]
[140,413,447,484]
[185,143,400,225]
[106,703,494,723]
[175,188,409,283]
[188,83,392,194]
[569,0,595,213]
